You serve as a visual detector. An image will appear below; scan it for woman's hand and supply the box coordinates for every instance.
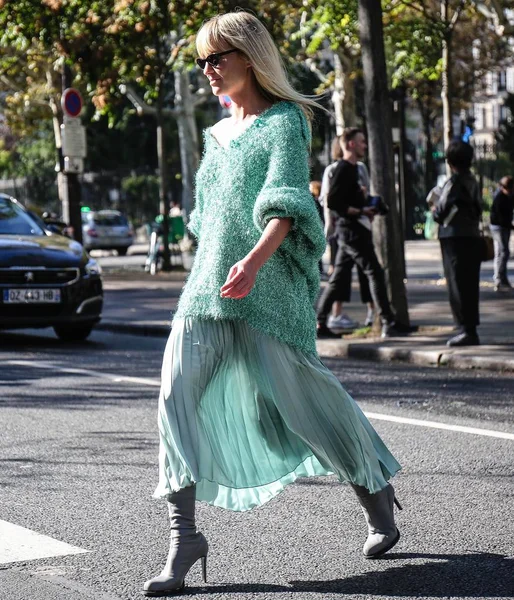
[220,217,292,299]
[362,206,377,221]
[220,257,259,300]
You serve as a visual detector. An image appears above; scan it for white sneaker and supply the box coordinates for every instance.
[494,282,512,292]
[328,314,358,331]
[364,309,375,327]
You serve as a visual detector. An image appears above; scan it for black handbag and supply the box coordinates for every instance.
[480,233,495,262]
[479,217,495,262]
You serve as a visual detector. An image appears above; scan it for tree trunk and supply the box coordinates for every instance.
[332,52,357,134]
[341,53,357,127]
[332,52,345,134]
[441,0,453,177]
[174,70,200,219]
[419,100,436,194]
[156,90,172,271]
[358,0,410,327]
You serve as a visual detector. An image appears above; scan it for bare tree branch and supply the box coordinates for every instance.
[305,58,328,84]
[449,0,467,31]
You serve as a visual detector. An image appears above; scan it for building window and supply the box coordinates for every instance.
[498,71,507,91]
[507,68,514,92]
[486,72,494,94]
[474,105,483,130]
[491,104,500,129]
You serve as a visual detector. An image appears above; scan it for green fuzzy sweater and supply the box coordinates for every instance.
[174,101,326,354]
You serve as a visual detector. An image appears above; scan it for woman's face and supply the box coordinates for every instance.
[200,47,250,98]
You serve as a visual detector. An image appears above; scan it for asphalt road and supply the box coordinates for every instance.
[1,328,514,600]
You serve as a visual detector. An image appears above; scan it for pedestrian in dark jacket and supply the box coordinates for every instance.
[317,127,400,339]
[490,175,514,291]
[432,141,482,347]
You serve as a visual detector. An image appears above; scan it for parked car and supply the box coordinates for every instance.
[0,194,103,341]
[81,209,133,255]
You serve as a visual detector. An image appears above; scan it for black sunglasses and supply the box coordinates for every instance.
[196,49,238,70]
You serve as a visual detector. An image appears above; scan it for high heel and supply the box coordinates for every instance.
[201,555,207,583]
[351,483,401,558]
[143,486,209,597]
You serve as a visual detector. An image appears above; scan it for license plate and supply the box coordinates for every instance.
[3,289,61,304]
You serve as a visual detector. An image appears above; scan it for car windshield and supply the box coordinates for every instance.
[93,213,128,226]
[0,198,45,236]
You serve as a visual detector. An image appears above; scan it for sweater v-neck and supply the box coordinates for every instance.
[207,101,286,150]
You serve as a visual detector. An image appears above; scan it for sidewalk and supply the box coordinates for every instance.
[97,241,514,373]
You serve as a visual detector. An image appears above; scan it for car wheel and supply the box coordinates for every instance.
[54,323,95,342]
[117,247,128,256]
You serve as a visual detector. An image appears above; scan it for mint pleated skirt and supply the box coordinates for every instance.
[153,317,401,511]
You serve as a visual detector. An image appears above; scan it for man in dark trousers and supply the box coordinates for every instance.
[490,175,514,292]
[316,127,400,339]
[432,141,482,346]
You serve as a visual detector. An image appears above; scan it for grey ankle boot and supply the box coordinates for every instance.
[143,485,208,597]
[351,483,402,558]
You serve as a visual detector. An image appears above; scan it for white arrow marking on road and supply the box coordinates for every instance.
[0,520,90,565]
[6,360,514,441]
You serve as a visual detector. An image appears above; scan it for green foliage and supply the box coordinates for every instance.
[0,140,11,173]
[384,10,443,93]
[295,0,359,54]
[385,0,507,106]
[0,121,59,208]
[121,173,160,224]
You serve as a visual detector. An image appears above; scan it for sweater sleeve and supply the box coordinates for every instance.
[187,138,207,240]
[187,198,201,240]
[253,106,326,264]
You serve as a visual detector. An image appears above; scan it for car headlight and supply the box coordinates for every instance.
[85,258,102,275]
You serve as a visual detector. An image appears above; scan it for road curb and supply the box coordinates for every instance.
[97,320,514,373]
[316,339,442,367]
[318,338,514,373]
[437,352,514,373]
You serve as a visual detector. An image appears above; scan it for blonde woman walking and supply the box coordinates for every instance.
[144,11,402,597]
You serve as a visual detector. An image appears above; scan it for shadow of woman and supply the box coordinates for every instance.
[184,552,513,598]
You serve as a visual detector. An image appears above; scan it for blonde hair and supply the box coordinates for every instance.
[195,11,325,124]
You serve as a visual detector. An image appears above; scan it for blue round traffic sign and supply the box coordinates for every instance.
[62,88,83,118]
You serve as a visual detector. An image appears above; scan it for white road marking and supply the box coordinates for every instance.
[0,520,90,565]
[6,360,514,441]
[6,359,160,387]
[365,412,514,441]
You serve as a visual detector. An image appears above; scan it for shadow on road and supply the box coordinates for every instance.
[184,552,513,597]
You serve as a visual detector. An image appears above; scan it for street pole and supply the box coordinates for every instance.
[156,102,172,272]
[58,64,83,245]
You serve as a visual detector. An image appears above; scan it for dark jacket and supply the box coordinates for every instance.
[326,159,367,239]
[490,189,514,229]
[434,171,482,239]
